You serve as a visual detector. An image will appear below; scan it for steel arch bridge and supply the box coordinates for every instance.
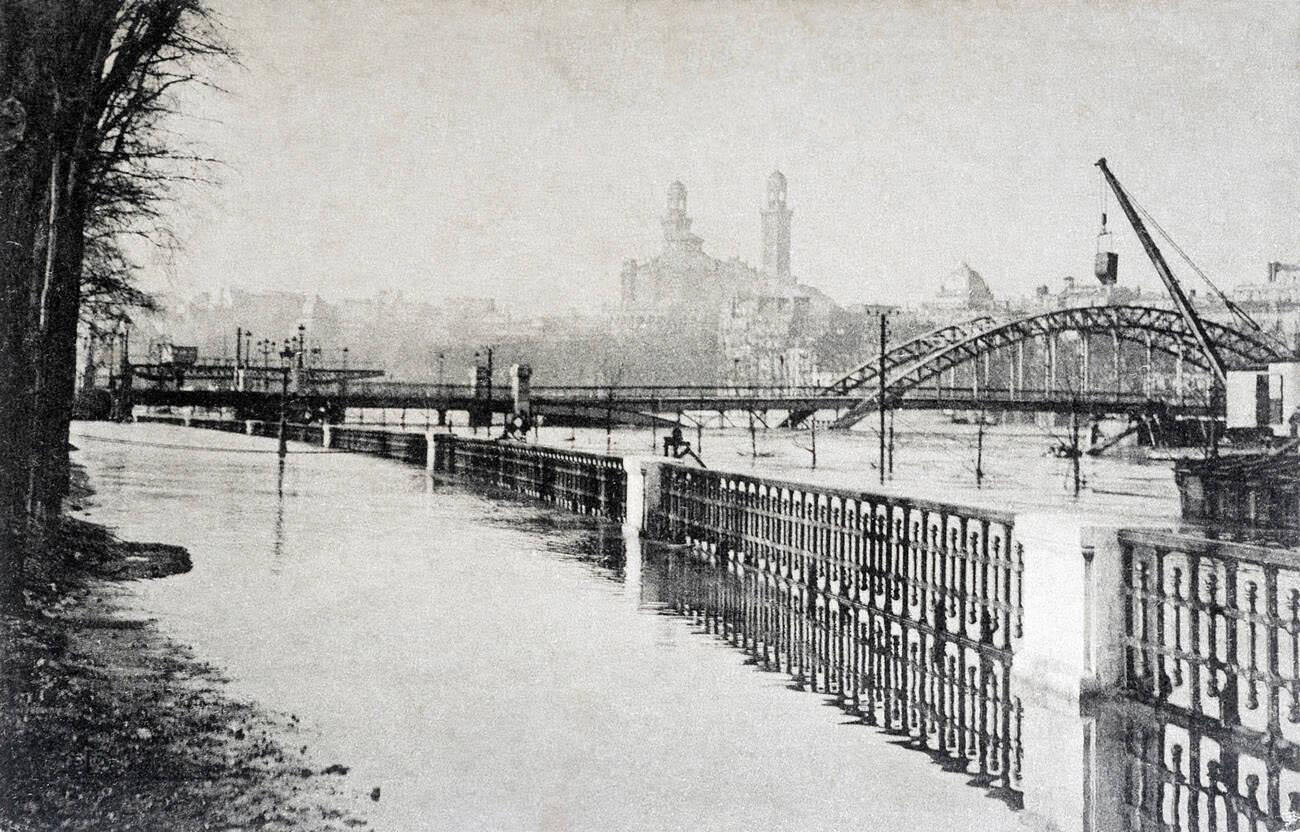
[778,316,999,427]
[813,305,1289,430]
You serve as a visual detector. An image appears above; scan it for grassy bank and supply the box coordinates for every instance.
[1,480,370,830]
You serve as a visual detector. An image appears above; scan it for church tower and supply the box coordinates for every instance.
[662,180,702,252]
[761,170,792,282]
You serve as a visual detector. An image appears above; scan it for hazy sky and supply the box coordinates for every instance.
[158,0,1298,311]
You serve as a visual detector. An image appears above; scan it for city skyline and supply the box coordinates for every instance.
[149,1,1297,312]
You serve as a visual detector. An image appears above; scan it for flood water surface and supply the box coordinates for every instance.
[71,422,1040,831]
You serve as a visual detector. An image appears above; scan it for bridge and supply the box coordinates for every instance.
[121,304,1290,429]
[129,361,385,389]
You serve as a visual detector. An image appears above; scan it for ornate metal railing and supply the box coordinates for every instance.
[432,435,626,523]
[330,426,426,464]
[1119,528,1300,830]
[645,465,1024,802]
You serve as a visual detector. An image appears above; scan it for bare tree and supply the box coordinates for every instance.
[0,0,231,604]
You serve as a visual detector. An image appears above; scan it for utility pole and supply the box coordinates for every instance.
[1070,402,1081,497]
[278,339,293,458]
[809,416,817,470]
[485,346,494,432]
[888,410,895,476]
[975,410,985,487]
[878,312,891,485]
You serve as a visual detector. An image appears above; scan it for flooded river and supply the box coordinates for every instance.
[69,419,1215,830]
[351,407,1186,524]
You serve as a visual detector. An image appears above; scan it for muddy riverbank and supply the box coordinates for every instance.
[0,475,369,831]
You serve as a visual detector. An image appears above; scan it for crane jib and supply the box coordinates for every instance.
[1094,158,1228,384]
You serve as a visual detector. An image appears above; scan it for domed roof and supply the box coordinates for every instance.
[668,180,686,198]
[767,170,786,187]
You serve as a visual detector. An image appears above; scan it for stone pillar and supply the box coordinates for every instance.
[424,426,436,473]
[322,423,333,449]
[245,420,255,435]
[511,364,532,423]
[1012,515,1134,832]
[1013,515,1129,700]
[637,460,667,536]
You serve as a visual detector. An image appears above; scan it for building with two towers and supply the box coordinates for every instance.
[618,171,835,386]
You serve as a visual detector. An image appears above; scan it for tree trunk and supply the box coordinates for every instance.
[0,0,81,605]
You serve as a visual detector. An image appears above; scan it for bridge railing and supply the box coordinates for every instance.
[432,435,626,523]
[642,462,1024,798]
[349,382,512,401]
[1116,528,1300,830]
[893,385,1210,409]
[531,384,831,400]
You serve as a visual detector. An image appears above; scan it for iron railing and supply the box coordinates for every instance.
[645,465,1024,801]
[432,435,626,523]
[330,426,427,464]
[1119,528,1300,830]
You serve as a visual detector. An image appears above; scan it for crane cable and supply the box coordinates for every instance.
[1122,184,1288,354]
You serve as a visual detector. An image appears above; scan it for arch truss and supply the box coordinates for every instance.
[826,305,1289,430]
[779,315,998,427]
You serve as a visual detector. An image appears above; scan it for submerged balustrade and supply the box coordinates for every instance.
[432,434,627,523]
[145,414,1300,827]
[643,464,1026,804]
[1117,528,1300,831]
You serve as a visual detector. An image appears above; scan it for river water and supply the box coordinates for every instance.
[69,419,1189,830]
[350,407,1186,525]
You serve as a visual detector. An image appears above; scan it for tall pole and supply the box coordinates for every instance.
[878,312,888,486]
[235,327,242,368]
[888,410,895,476]
[485,346,494,431]
[809,416,817,469]
[975,410,985,487]
[278,342,291,458]
[1070,402,1081,497]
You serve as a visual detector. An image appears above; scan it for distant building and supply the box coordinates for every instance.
[921,263,997,317]
[1230,261,1300,352]
[719,285,819,387]
[1027,275,1140,312]
[761,170,793,283]
[619,172,838,384]
[620,173,800,313]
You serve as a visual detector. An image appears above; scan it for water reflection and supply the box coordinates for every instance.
[635,537,1025,810]
[271,454,287,569]
[630,526,1300,831]
[77,422,1300,830]
[1084,695,1300,832]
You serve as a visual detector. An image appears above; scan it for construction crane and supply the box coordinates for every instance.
[1095,158,1228,385]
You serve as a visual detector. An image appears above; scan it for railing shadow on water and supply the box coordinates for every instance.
[641,464,1027,810]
